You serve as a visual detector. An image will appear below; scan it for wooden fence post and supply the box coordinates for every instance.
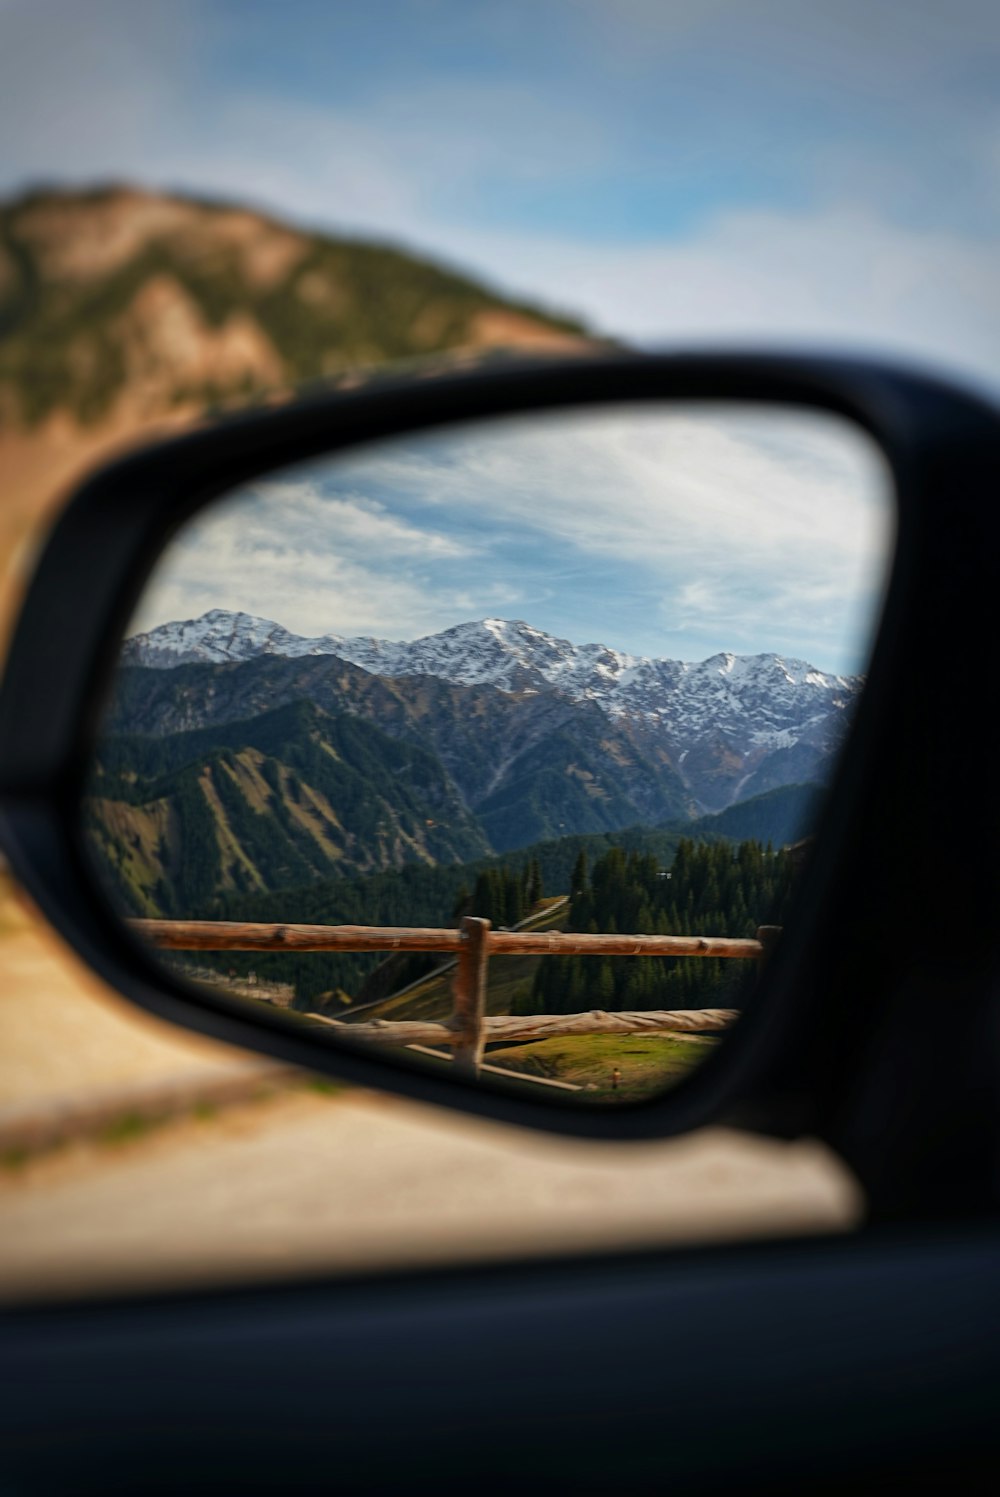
[452,916,491,1078]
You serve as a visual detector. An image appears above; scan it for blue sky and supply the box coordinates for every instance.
[135,406,894,675]
[3,0,995,670]
[2,0,999,389]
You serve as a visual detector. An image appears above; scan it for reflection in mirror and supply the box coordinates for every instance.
[85,404,893,1106]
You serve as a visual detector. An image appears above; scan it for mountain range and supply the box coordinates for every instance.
[123,608,860,800]
[91,609,848,915]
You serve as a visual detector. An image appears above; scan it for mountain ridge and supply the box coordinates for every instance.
[115,610,855,818]
[124,607,860,752]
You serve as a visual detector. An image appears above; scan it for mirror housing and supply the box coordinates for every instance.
[2,352,999,1179]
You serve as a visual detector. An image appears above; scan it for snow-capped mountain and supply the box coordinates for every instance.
[123,609,860,758]
[121,610,347,669]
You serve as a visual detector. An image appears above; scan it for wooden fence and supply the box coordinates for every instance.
[134,917,779,1078]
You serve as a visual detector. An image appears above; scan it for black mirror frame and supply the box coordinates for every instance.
[1,351,999,1201]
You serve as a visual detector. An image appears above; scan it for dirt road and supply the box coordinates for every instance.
[0,1083,861,1301]
[0,878,862,1302]
[0,876,253,1107]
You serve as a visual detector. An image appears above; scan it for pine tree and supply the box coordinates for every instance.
[570,849,589,898]
[523,836,796,1017]
[593,958,615,1008]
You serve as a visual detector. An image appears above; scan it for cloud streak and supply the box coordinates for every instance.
[134,406,895,675]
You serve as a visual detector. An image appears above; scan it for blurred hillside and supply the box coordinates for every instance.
[0,183,588,427]
[0,182,591,1116]
[0,183,591,640]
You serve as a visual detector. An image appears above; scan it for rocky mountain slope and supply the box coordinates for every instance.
[104,652,693,855]
[89,675,816,925]
[122,610,860,813]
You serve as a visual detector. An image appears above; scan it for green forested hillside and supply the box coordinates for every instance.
[86,699,487,915]
[173,826,688,1007]
[473,719,664,850]
[526,839,794,1015]
[168,818,797,1011]
[669,781,821,847]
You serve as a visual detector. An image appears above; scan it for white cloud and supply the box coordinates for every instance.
[134,406,895,674]
[134,483,478,638]
[248,480,471,559]
[359,405,891,579]
[137,537,477,642]
[429,207,1000,396]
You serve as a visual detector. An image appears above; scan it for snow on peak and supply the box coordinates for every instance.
[123,609,862,747]
[122,610,346,667]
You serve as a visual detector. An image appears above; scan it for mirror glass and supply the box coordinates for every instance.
[84,402,894,1106]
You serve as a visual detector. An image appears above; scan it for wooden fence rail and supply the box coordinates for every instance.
[133,918,767,960]
[134,916,778,1078]
[310,1007,740,1048]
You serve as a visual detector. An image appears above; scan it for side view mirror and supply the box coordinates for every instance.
[1,353,998,1163]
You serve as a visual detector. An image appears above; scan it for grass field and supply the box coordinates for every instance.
[485,1032,718,1102]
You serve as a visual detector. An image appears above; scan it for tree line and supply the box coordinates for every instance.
[523,839,794,1014]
